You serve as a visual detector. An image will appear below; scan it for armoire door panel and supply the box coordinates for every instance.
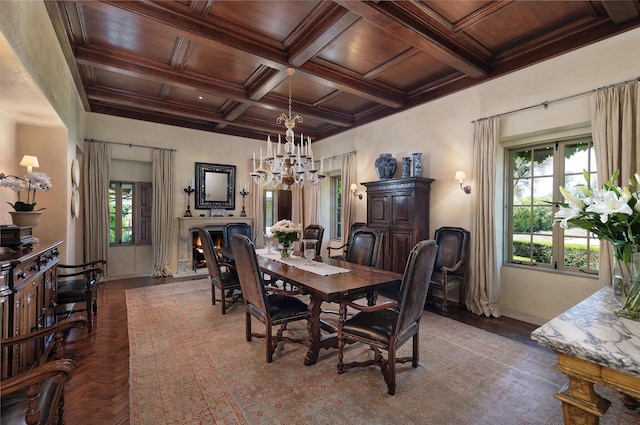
[390,193,413,227]
[390,231,413,273]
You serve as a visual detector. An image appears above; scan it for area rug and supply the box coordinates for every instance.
[126,280,639,425]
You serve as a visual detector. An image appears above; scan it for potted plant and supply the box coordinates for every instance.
[0,171,52,227]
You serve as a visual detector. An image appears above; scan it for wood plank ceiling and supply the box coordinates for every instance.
[46,0,640,144]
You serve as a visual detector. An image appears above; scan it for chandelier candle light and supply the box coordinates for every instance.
[250,68,325,189]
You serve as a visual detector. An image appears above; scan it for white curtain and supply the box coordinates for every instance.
[467,117,501,318]
[591,81,640,286]
[249,176,264,247]
[83,142,111,268]
[151,149,174,276]
[303,185,319,226]
[292,185,303,226]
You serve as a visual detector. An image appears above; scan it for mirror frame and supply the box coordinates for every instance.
[195,162,236,210]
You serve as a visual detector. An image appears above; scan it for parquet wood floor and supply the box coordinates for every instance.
[61,276,540,424]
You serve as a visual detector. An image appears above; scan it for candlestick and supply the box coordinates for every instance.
[183,185,195,217]
[239,186,249,217]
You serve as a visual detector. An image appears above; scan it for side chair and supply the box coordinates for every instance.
[56,259,107,331]
[302,224,324,256]
[198,227,242,314]
[429,226,470,316]
[337,239,438,395]
[231,234,310,363]
[222,222,252,260]
[327,222,366,260]
[345,227,383,305]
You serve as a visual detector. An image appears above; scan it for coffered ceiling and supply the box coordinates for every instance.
[45,1,640,143]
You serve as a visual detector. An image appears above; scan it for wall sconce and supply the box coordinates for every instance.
[20,155,39,172]
[350,183,362,200]
[455,171,471,194]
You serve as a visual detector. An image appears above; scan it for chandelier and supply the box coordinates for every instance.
[250,68,325,189]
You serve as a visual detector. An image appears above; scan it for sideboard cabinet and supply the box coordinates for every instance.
[363,178,434,273]
[0,241,62,378]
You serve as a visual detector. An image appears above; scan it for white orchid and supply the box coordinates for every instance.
[0,171,52,211]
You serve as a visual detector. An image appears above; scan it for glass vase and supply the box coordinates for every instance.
[611,246,640,321]
[280,241,292,259]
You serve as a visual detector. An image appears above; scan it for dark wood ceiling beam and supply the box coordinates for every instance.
[286,3,360,67]
[363,48,421,80]
[599,0,640,24]
[74,45,353,127]
[245,66,286,101]
[93,0,404,108]
[223,102,252,123]
[451,1,515,32]
[86,86,289,134]
[334,0,490,79]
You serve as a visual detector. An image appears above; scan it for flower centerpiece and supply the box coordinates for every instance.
[554,169,640,320]
[270,219,302,259]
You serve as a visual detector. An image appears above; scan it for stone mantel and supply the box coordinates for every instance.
[175,216,253,277]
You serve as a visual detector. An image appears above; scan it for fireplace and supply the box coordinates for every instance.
[192,227,224,271]
[175,217,253,277]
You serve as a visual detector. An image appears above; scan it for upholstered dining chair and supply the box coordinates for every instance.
[302,224,324,256]
[327,222,366,260]
[222,222,252,260]
[198,227,242,314]
[345,227,383,305]
[231,234,310,363]
[337,239,438,395]
[429,226,470,316]
[56,259,107,331]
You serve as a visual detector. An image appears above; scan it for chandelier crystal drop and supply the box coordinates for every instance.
[250,68,325,189]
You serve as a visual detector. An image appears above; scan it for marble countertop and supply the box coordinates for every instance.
[531,286,640,376]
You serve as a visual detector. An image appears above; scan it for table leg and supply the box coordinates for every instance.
[303,295,338,366]
[304,295,323,365]
[554,353,611,425]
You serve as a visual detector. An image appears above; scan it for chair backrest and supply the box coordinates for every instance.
[224,223,252,254]
[231,234,269,315]
[346,222,366,247]
[395,239,438,335]
[433,227,470,276]
[303,225,324,256]
[198,227,223,282]
[345,227,382,268]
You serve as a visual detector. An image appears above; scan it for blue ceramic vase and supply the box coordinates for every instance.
[401,157,411,178]
[375,154,397,179]
[412,152,422,177]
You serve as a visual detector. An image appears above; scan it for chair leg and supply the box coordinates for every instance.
[211,278,217,306]
[245,311,252,342]
[440,283,449,316]
[387,341,397,396]
[266,324,274,363]
[221,288,228,314]
[458,282,465,307]
[86,291,93,332]
[337,304,346,374]
[412,332,419,368]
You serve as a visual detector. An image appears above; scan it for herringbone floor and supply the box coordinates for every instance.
[62,276,539,424]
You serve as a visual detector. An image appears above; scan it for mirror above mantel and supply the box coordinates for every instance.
[195,162,236,210]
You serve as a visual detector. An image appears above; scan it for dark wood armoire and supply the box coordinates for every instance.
[363,177,434,273]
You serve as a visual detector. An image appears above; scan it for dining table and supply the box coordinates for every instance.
[254,248,403,365]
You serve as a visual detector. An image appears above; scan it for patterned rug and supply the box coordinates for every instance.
[126,279,639,425]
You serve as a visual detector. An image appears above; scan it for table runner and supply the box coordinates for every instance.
[256,248,351,276]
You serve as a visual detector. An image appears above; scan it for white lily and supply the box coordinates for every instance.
[585,189,633,223]
[554,204,583,228]
[559,186,585,209]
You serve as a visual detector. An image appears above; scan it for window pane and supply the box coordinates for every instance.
[109,183,117,243]
[513,206,532,233]
[532,147,553,176]
[533,176,553,201]
[512,150,531,178]
[513,180,530,206]
[533,205,553,233]
[531,235,552,265]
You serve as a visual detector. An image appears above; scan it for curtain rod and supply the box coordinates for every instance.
[320,150,356,162]
[472,75,640,123]
[84,138,176,152]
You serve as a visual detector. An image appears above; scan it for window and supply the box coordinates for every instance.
[331,176,342,239]
[110,182,134,245]
[264,189,276,231]
[507,136,598,274]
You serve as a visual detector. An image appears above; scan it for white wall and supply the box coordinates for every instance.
[311,27,640,325]
[86,113,264,275]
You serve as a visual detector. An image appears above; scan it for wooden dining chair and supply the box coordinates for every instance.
[302,224,324,256]
[345,227,383,305]
[327,222,366,260]
[231,234,310,363]
[56,259,107,331]
[337,239,438,395]
[222,222,252,260]
[198,227,242,314]
[429,226,470,316]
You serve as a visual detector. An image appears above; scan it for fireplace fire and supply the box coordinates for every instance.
[192,228,224,271]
